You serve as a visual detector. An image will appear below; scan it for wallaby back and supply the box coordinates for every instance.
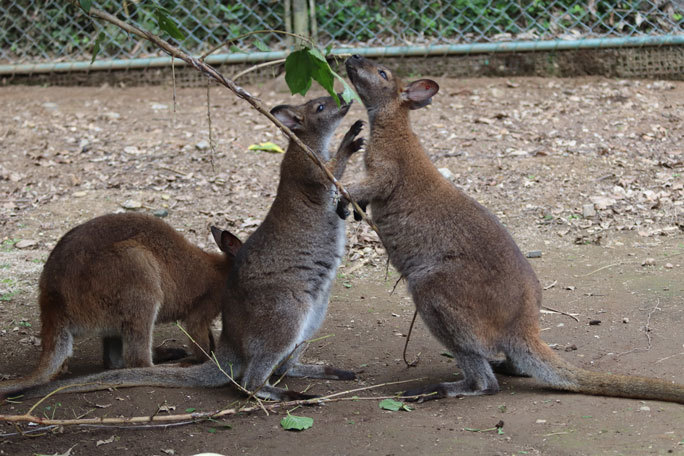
[0,212,241,399]
[2,97,364,402]
[340,55,684,404]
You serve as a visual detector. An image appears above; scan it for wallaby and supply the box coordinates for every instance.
[0,213,242,399]
[2,95,364,402]
[337,55,684,404]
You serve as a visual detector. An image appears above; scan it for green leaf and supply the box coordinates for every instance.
[79,0,92,13]
[155,9,185,40]
[254,41,270,52]
[379,399,403,411]
[307,46,327,63]
[284,49,314,96]
[324,44,333,56]
[248,142,285,154]
[280,414,313,431]
[185,407,196,413]
[333,72,361,105]
[90,31,105,64]
[440,351,455,358]
[229,45,242,53]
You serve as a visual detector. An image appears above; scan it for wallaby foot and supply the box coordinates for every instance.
[153,347,191,364]
[276,363,356,381]
[256,385,319,402]
[103,336,124,369]
[403,380,500,402]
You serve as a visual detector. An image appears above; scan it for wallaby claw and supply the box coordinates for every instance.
[350,137,365,154]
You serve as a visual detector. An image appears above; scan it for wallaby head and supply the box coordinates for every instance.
[211,225,242,259]
[270,94,351,160]
[345,55,439,119]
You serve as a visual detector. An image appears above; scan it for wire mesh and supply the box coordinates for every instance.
[1,1,682,65]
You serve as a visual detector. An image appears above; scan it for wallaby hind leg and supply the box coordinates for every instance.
[403,351,499,402]
[103,336,124,369]
[120,316,155,368]
[489,357,530,377]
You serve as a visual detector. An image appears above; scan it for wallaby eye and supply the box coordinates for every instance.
[316,104,325,113]
[378,70,388,80]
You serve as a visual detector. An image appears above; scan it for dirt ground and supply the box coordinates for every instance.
[0,74,682,456]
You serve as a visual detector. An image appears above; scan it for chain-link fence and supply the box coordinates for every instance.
[1,1,682,67]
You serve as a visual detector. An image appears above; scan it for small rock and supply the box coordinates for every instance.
[639,405,650,412]
[526,250,542,258]
[103,111,121,120]
[153,209,169,218]
[195,140,210,151]
[79,138,90,152]
[122,200,142,210]
[590,196,616,210]
[535,419,547,424]
[15,239,38,249]
[42,102,58,110]
[664,263,674,269]
[582,204,596,218]
[151,103,168,110]
[73,191,87,198]
[565,285,576,291]
[564,344,577,352]
[124,146,141,155]
[589,320,601,326]
[622,318,629,323]
[641,258,656,267]
[438,167,454,180]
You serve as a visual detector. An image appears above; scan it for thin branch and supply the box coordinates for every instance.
[615,298,661,358]
[402,310,420,368]
[233,58,286,82]
[78,3,379,235]
[206,81,216,173]
[199,29,317,61]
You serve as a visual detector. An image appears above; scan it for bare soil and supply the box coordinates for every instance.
[0,75,682,456]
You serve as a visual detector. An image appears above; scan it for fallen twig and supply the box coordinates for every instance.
[615,298,661,358]
[541,305,580,322]
[402,310,420,368]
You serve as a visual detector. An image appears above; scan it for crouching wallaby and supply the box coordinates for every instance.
[0,213,242,400]
[3,96,363,402]
[337,55,684,404]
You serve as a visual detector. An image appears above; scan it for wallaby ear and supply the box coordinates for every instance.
[401,79,439,110]
[270,104,303,131]
[211,226,242,256]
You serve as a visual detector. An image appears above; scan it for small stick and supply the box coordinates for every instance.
[616,298,660,358]
[206,81,216,173]
[540,305,580,322]
[543,280,557,290]
[402,310,420,368]
[577,262,621,278]
[171,56,177,126]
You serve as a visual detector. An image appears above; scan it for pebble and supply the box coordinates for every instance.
[664,263,674,269]
[42,102,58,110]
[526,250,542,258]
[122,199,142,210]
[73,191,87,197]
[438,167,454,180]
[641,258,656,267]
[582,203,596,218]
[153,209,169,218]
[639,406,650,412]
[622,317,629,323]
[103,111,121,120]
[124,146,142,155]
[15,239,37,249]
[196,140,210,151]
[151,103,168,110]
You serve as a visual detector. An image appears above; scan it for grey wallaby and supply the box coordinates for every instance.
[3,95,363,402]
[0,212,242,400]
[337,55,684,404]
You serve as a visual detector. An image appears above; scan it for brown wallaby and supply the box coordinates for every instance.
[0,212,242,400]
[337,55,684,404]
[4,95,363,402]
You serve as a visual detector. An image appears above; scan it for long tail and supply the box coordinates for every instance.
[3,360,229,400]
[510,337,684,404]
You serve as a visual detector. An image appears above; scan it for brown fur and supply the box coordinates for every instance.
[0,213,241,398]
[3,96,363,402]
[338,55,684,404]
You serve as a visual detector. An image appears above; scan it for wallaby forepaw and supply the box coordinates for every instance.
[350,137,365,154]
[349,119,364,136]
[336,199,350,220]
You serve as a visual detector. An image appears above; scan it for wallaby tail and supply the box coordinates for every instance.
[0,319,73,400]
[4,360,229,400]
[509,336,684,404]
